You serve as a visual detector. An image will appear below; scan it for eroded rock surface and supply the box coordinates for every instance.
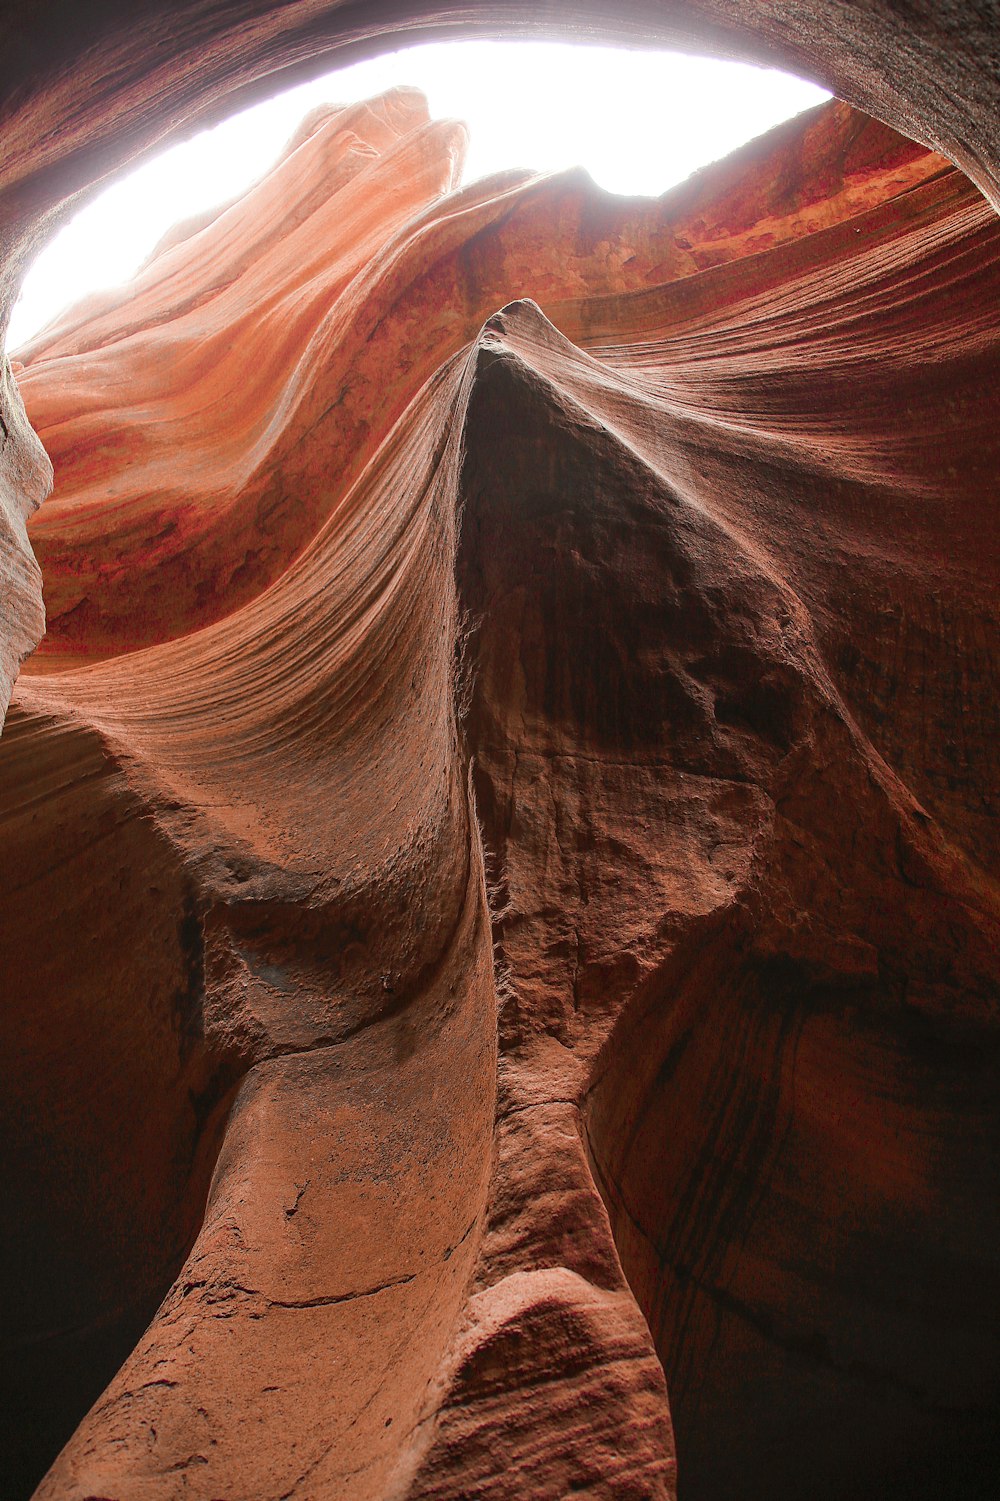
[2,87,998,1501]
[3,0,1000,726]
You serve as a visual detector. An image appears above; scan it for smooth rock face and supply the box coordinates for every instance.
[17,93,942,666]
[2,1,1000,711]
[2,79,999,1501]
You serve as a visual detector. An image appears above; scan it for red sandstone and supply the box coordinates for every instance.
[0,26,998,1501]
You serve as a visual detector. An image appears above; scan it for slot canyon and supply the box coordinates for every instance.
[0,7,998,1501]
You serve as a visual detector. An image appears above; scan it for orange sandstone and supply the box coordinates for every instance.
[1,83,998,1501]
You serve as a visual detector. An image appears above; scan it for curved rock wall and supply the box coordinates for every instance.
[17,93,942,666]
[2,85,997,1501]
[3,2,1000,717]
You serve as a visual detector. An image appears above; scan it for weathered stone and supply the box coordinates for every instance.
[0,39,997,1501]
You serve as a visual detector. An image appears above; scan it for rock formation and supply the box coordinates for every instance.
[2,3,1000,719]
[17,91,947,665]
[2,77,997,1501]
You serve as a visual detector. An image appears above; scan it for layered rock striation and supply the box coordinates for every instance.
[2,83,998,1501]
[3,0,1000,727]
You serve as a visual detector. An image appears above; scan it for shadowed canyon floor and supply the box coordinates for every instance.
[2,87,999,1501]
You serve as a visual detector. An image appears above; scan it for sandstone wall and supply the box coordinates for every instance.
[1,87,997,1500]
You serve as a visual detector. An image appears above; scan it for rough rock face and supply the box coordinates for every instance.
[2,85,998,1501]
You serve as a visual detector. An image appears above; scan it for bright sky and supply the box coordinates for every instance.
[8,41,828,351]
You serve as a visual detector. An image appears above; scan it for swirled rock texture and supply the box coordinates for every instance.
[2,81,999,1501]
[2,0,1000,716]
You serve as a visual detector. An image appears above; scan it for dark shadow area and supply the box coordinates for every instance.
[0,704,236,1497]
[585,941,1000,1501]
